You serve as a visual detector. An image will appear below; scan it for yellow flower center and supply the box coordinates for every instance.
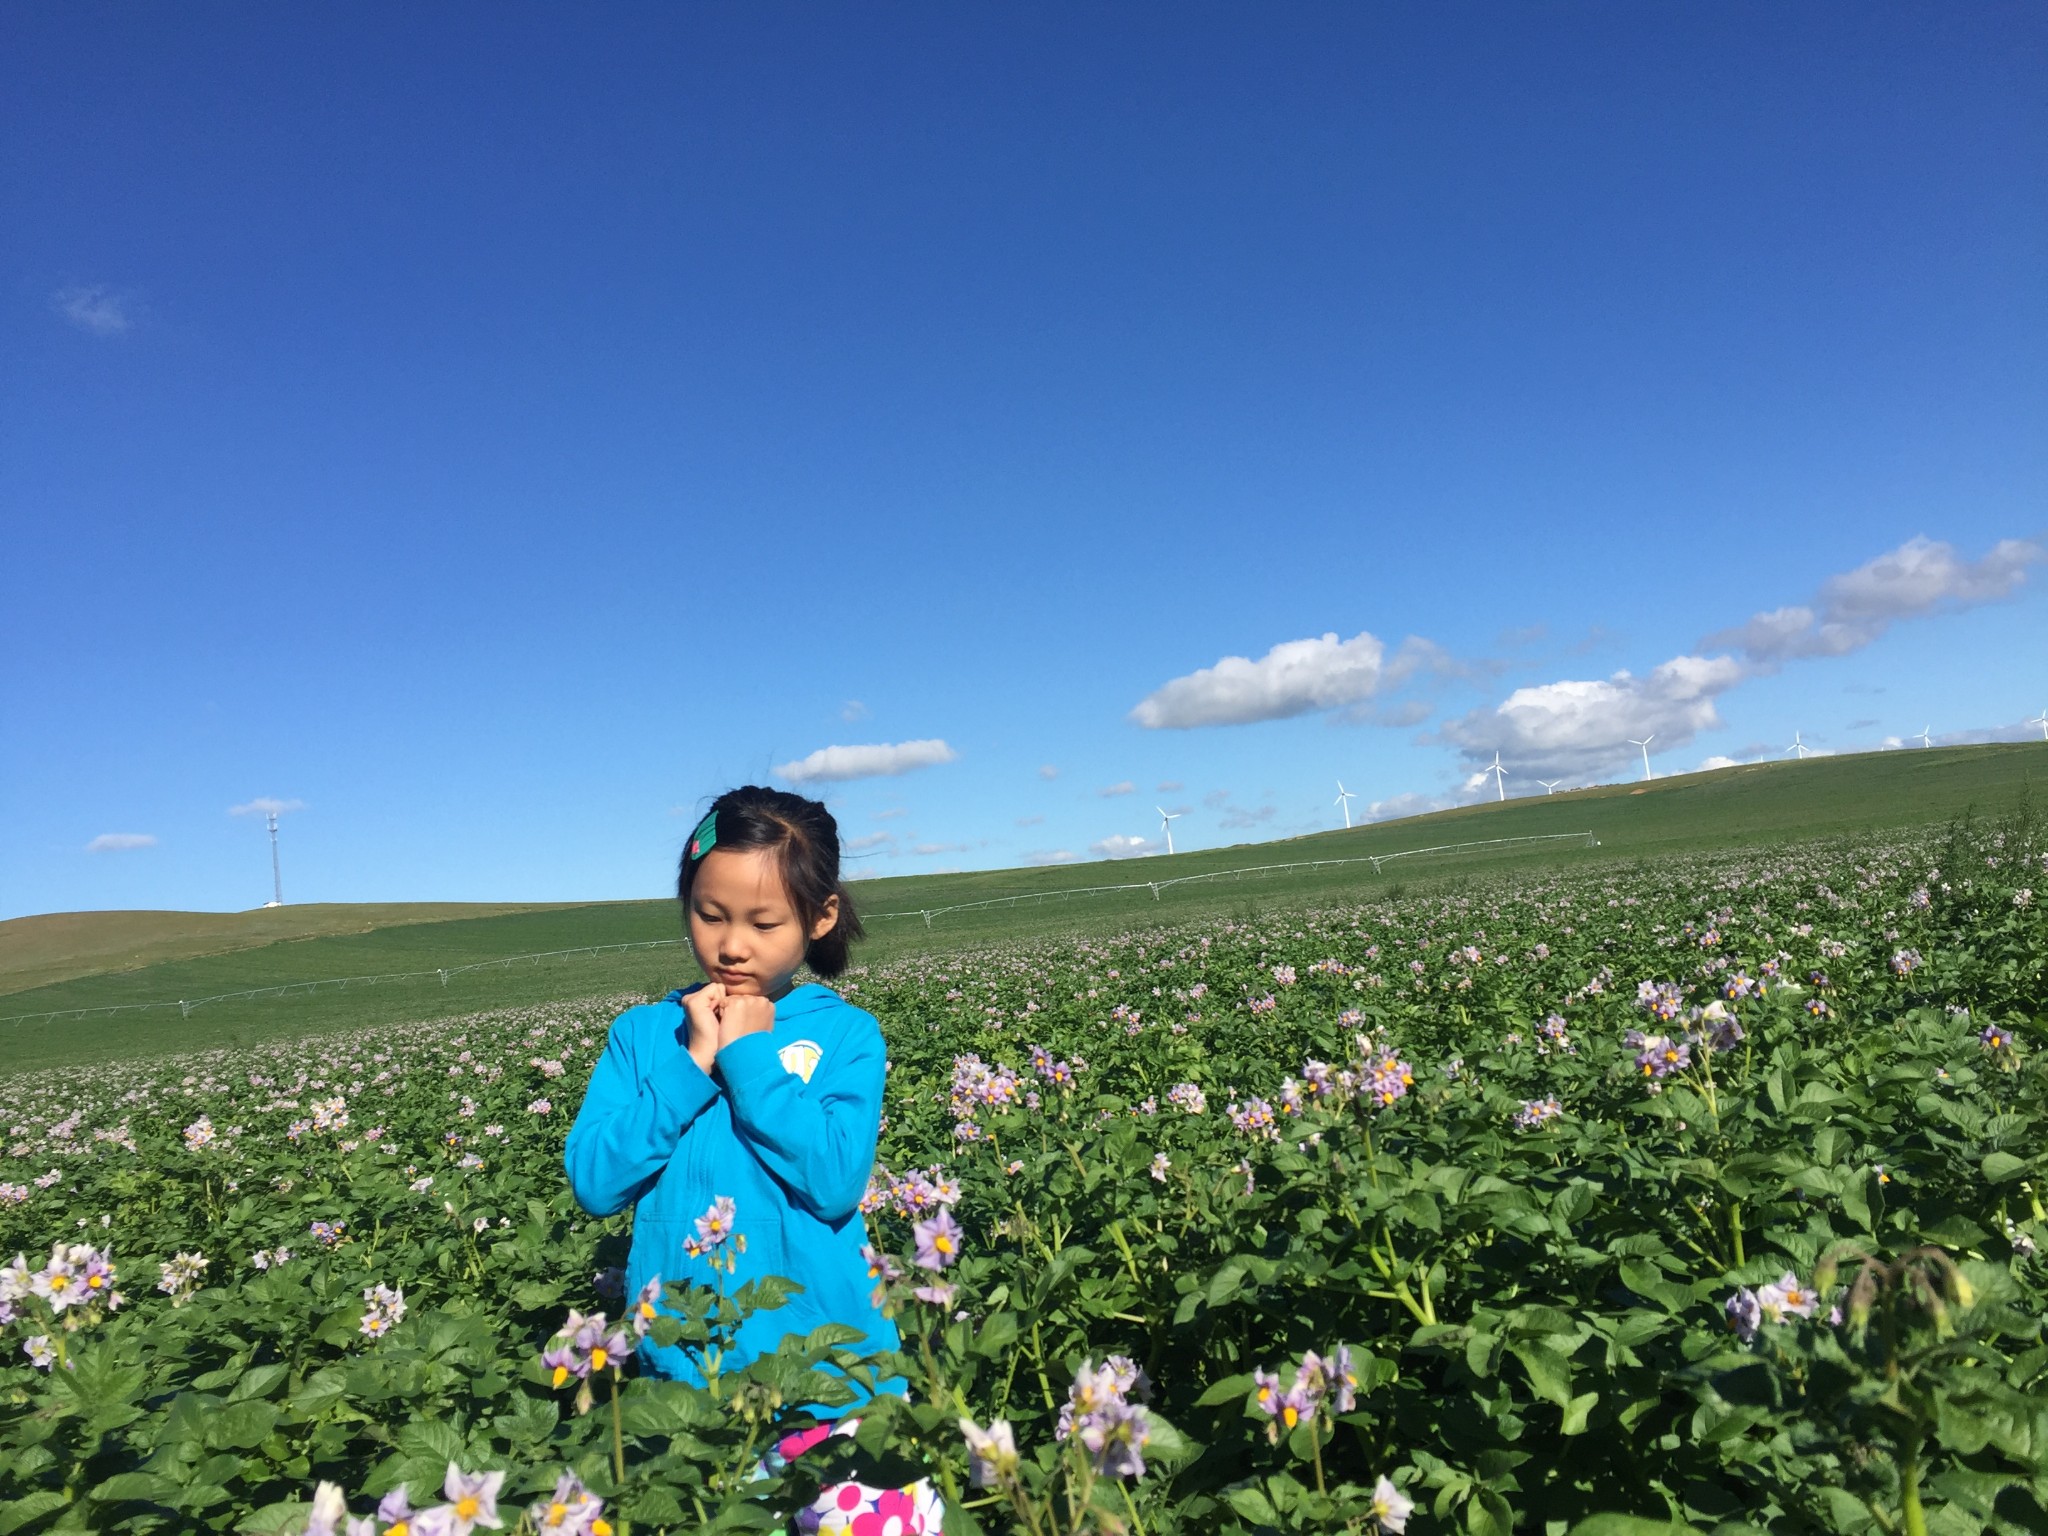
[546,1503,568,1526]
[1282,1406,1299,1428]
[50,1275,71,1291]
[456,1496,480,1520]
[590,1347,609,1370]
[552,1365,569,1387]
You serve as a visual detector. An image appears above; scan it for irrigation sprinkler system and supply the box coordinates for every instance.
[862,830,1598,928]
[0,830,1598,1027]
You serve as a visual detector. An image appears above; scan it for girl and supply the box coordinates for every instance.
[565,786,937,1530]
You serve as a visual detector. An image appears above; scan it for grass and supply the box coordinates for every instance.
[0,902,591,995]
[1,742,2038,1074]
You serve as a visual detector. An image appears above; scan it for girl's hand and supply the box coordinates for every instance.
[683,984,727,1076]
[716,995,776,1053]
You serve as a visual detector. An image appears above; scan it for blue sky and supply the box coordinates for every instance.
[4,2,2044,917]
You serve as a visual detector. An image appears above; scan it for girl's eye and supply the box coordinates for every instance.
[754,922,781,933]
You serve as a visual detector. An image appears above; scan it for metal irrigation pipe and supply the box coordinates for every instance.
[862,831,1597,926]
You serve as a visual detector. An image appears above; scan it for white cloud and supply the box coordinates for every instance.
[1363,792,1457,823]
[1024,848,1077,865]
[1091,834,1159,858]
[53,284,136,336]
[844,831,894,852]
[1699,755,1742,772]
[1705,536,2044,664]
[1157,780,1183,792]
[873,807,908,821]
[840,699,868,722]
[911,841,969,856]
[230,797,305,817]
[1038,764,1059,780]
[1014,813,1045,827]
[86,832,156,852]
[1371,699,1435,729]
[774,739,957,783]
[1130,630,1392,728]
[1440,654,1746,779]
[1099,780,1136,797]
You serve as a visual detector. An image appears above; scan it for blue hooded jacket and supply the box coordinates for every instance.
[564,983,901,1400]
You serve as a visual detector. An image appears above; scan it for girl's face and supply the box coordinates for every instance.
[686,846,839,1001]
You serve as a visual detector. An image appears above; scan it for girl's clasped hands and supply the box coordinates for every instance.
[682,983,774,1076]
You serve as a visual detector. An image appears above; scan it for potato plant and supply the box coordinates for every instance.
[1,813,2043,1536]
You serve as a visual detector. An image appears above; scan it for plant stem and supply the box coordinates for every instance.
[1119,1476,1149,1536]
[1730,1200,1745,1267]
[610,1368,626,1486]
[1899,1432,1927,1536]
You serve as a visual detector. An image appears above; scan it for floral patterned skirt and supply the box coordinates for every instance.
[763,1421,946,1536]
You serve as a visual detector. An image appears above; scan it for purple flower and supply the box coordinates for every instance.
[1723,1287,1761,1343]
[629,1276,663,1338]
[693,1196,736,1251]
[1980,1023,2014,1052]
[959,1417,1020,1488]
[438,1464,505,1535]
[912,1208,963,1271]
[530,1471,605,1534]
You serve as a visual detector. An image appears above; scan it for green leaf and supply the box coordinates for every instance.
[394,1417,466,1466]
[0,1493,72,1536]
[238,1500,313,1535]
[1195,1371,1257,1408]
[1561,1391,1599,1436]
[1982,1151,2028,1185]
[1565,1516,1705,1536]
[228,1363,291,1402]
[1509,1341,1573,1408]
[1226,1485,1280,1524]
[90,1472,185,1505]
[733,1274,803,1313]
[206,1400,281,1451]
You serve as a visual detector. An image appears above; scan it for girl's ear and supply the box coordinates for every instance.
[808,893,841,943]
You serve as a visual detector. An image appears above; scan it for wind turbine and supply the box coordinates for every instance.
[1915,725,1934,749]
[1334,781,1358,829]
[1628,734,1656,782]
[1537,779,1562,795]
[2027,708,2047,742]
[1156,806,1182,856]
[1484,752,1507,802]
[265,811,284,907]
[1787,731,1811,760]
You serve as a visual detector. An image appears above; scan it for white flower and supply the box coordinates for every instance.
[1370,1476,1413,1533]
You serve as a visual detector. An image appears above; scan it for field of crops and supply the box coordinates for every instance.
[2,811,2043,1536]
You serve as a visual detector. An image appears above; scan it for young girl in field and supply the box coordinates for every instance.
[565,785,938,1532]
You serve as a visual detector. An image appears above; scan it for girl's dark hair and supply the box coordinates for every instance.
[676,785,865,979]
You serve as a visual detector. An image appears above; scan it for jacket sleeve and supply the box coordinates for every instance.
[717,1014,885,1225]
[564,1011,721,1218]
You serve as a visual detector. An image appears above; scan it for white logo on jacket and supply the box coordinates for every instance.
[778,1039,823,1083]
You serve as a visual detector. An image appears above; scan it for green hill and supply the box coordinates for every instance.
[0,901,592,996]
[2,742,2038,1073]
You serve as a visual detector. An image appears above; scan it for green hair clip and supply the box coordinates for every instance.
[688,811,718,862]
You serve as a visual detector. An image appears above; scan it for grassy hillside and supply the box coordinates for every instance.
[2,743,2038,1073]
[0,901,591,995]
